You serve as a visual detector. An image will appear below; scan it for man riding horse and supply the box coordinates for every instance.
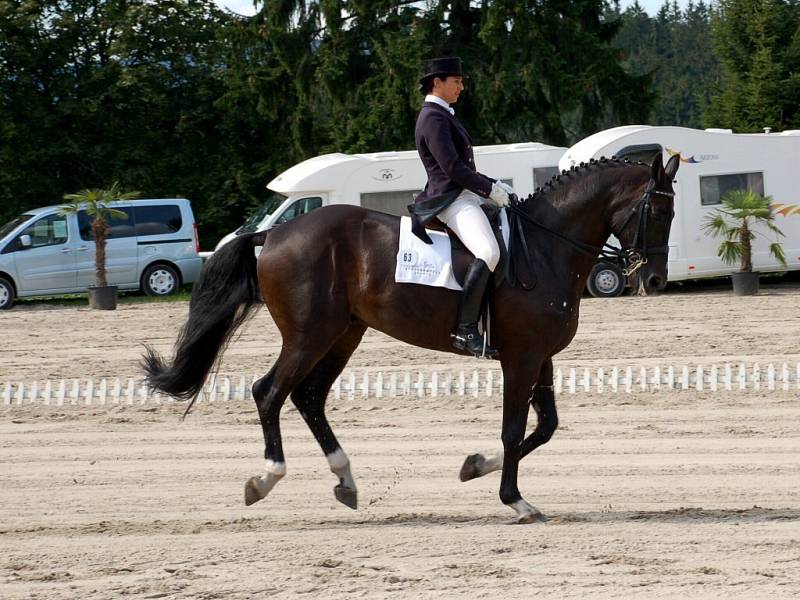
[410,57,514,358]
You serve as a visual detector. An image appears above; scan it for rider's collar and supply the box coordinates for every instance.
[425,94,455,116]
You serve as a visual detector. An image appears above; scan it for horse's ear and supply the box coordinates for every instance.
[664,153,680,180]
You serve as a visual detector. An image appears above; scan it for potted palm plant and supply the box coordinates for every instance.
[61,182,140,310]
[702,189,786,295]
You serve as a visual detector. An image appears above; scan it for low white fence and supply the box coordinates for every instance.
[2,361,799,407]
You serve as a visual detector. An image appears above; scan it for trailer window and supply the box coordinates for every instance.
[616,144,662,164]
[700,172,764,206]
[361,190,421,216]
[533,167,558,187]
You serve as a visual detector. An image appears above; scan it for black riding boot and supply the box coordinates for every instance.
[452,259,498,358]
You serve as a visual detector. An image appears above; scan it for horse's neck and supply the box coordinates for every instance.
[530,178,613,250]
[529,178,610,286]
[525,167,641,298]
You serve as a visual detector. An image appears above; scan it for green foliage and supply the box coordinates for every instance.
[702,189,786,272]
[3,0,719,249]
[612,1,718,128]
[704,0,800,131]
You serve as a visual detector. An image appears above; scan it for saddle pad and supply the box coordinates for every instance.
[395,212,511,291]
[396,216,462,290]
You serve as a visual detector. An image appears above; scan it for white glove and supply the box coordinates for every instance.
[489,181,510,207]
[496,180,514,195]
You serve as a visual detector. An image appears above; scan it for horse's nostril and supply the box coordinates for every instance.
[648,274,665,290]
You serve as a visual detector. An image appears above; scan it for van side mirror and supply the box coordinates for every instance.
[19,234,32,248]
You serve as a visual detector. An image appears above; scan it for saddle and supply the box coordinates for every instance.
[424,204,536,290]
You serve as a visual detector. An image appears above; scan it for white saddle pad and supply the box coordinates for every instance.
[395,212,510,291]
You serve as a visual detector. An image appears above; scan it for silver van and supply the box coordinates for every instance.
[0,198,203,309]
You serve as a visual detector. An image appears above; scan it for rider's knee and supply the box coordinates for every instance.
[478,240,500,272]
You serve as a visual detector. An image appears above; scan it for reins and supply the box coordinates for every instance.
[505,176,674,287]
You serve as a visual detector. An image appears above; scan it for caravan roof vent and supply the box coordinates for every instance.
[705,128,733,134]
[779,130,800,136]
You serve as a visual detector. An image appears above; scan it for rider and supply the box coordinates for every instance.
[409,56,513,358]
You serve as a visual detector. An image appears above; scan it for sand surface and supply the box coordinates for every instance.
[2,281,800,598]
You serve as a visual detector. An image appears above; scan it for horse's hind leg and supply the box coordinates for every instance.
[290,324,367,510]
[459,359,557,482]
[244,344,330,506]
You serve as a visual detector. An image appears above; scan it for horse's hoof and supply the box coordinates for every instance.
[459,453,484,482]
[516,511,547,524]
[334,484,358,510]
[244,476,265,506]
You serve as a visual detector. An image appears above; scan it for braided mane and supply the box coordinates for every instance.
[522,156,648,204]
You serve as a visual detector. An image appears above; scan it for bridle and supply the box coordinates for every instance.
[505,177,674,285]
[605,178,675,277]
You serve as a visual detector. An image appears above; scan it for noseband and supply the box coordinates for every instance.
[606,179,674,277]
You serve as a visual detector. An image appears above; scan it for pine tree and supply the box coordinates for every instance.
[705,0,800,131]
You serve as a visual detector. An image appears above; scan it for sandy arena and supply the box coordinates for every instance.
[2,281,800,598]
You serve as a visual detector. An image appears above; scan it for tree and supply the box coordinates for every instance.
[612,1,717,128]
[702,189,786,272]
[704,0,800,131]
[476,0,653,146]
[60,182,141,288]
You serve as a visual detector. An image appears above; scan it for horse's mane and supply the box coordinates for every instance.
[521,156,650,210]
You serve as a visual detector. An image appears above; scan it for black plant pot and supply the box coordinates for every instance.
[731,271,759,296]
[88,285,118,310]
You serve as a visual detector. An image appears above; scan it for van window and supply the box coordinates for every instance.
[533,167,558,187]
[133,205,182,235]
[276,196,323,224]
[20,214,69,247]
[79,208,135,240]
[700,172,764,206]
[616,144,662,164]
[360,190,420,216]
[0,214,33,240]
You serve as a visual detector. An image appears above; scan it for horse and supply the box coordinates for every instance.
[143,153,680,523]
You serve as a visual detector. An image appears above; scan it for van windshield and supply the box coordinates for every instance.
[239,193,288,233]
[0,214,34,240]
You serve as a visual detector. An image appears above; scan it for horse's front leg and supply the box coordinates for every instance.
[497,357,547,524]
[460,359,558,483]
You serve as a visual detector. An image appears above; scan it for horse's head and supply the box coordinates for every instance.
[610,154,680,294]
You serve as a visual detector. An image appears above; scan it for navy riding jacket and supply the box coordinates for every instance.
[408,102,495,243]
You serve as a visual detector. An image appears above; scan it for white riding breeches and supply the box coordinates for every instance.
[437,190,501,272]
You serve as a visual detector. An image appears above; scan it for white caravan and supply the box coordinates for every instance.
[560,125,800,296]
[211,142,566,252]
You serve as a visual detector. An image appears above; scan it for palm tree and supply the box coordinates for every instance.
[60,182,140,287]
[702,189,786,272]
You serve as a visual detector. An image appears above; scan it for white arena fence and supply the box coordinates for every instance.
[2,361,800,407]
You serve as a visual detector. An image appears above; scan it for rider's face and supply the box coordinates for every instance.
[433,76,464,104]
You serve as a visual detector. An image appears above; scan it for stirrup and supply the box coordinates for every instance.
[451,329,498,358]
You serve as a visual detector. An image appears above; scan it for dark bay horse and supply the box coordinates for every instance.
[143,154,680,523]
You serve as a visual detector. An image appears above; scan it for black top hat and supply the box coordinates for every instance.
[419,57,464,89]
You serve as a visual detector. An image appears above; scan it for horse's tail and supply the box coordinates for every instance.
[141,231,267,413]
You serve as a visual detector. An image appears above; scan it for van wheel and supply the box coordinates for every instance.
[0,277,15,310]
[142,264,180,296]
[587,262,626,298]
